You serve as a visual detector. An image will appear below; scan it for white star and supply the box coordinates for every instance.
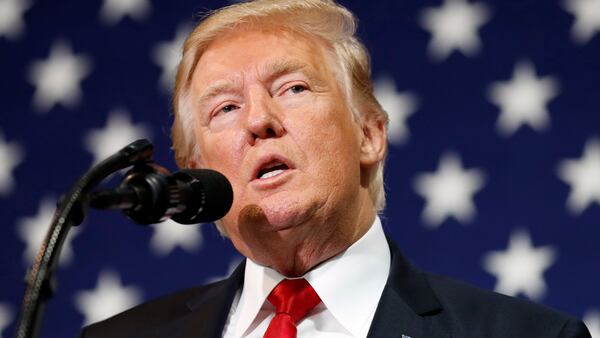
[84,108,150,165]
[151,25,190,94]
[149,219,203,256]
[563,0,600,44]
[373,77,418,145]
[583,309,600,338]
[16,197,81,267]
[487,61,559,136]
[0,0,32,40]
[28,40,92,113]
[414,152,485,227]
[74,269,142,325]
[419,0,491,61]
[0,131,23,196]
[0,303,13,338]
[483,230,556,301]
[557,138,600,214]
[99,0,151,26]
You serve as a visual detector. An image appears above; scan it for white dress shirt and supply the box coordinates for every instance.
[222,216,391,338]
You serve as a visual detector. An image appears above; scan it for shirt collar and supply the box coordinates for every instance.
[234,216,391,337]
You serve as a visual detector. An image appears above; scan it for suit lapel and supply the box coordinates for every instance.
[153,260,246,338]
[367,238,453,338]
[141,237,453,338]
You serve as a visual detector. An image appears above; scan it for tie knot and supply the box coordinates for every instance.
[267,279,321,323]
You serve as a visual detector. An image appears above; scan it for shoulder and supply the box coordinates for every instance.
[383,236,590,337]
[423,272,590,337]
[78,279,229,338]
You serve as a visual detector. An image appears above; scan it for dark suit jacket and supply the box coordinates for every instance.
[79,238,591,338]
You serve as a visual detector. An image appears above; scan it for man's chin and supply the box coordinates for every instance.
[237,203,307,232]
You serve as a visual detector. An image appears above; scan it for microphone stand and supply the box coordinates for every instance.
[14,139,154,338]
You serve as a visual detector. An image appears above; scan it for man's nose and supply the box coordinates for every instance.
[245,91,284,142]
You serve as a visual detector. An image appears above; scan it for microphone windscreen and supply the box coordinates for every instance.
[172,169,233,224]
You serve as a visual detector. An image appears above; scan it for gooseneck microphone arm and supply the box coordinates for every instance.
[14,140,154,338]
[15,139,234,338]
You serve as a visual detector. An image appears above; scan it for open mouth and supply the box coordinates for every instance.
[257,161,290,180]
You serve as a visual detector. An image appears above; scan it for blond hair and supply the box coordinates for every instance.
[171,0,389,211]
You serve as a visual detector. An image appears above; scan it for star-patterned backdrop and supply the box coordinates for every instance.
[0,0,599,337]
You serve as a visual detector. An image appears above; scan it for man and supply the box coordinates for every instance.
[80,0,591,337]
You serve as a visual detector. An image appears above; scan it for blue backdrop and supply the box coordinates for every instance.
[1,0,599,337]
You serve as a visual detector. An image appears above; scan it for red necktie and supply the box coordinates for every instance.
[264,278,321,338]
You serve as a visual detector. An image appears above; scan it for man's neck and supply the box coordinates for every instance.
[271,206,376,277]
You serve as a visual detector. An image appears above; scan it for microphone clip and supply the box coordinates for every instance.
[90,163,181,224]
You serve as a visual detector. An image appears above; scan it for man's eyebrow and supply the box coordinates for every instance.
[197,60,322,107]
[197,80,239,107]
[259,60,321,85]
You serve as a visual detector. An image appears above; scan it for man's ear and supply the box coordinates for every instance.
[359,116,387,167]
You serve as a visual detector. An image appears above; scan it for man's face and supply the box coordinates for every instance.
[188,27,374,268]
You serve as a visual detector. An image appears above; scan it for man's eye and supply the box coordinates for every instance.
[220,104,238,113]
[288,85,307,94]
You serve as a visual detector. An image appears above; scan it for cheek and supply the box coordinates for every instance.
[197,130,246,170]
[295,108,361,180]
[308,109,359,156]
[196,130,250,210]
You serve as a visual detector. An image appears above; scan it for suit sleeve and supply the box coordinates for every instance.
[558,319,592,338]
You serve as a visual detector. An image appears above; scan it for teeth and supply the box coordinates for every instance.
[260,169,285,179]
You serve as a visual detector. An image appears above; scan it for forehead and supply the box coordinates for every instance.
[190,26,337,87]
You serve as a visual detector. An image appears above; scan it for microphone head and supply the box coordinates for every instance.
[171,169,233,224]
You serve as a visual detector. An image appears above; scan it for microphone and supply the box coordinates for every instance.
[89,165,233,225]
